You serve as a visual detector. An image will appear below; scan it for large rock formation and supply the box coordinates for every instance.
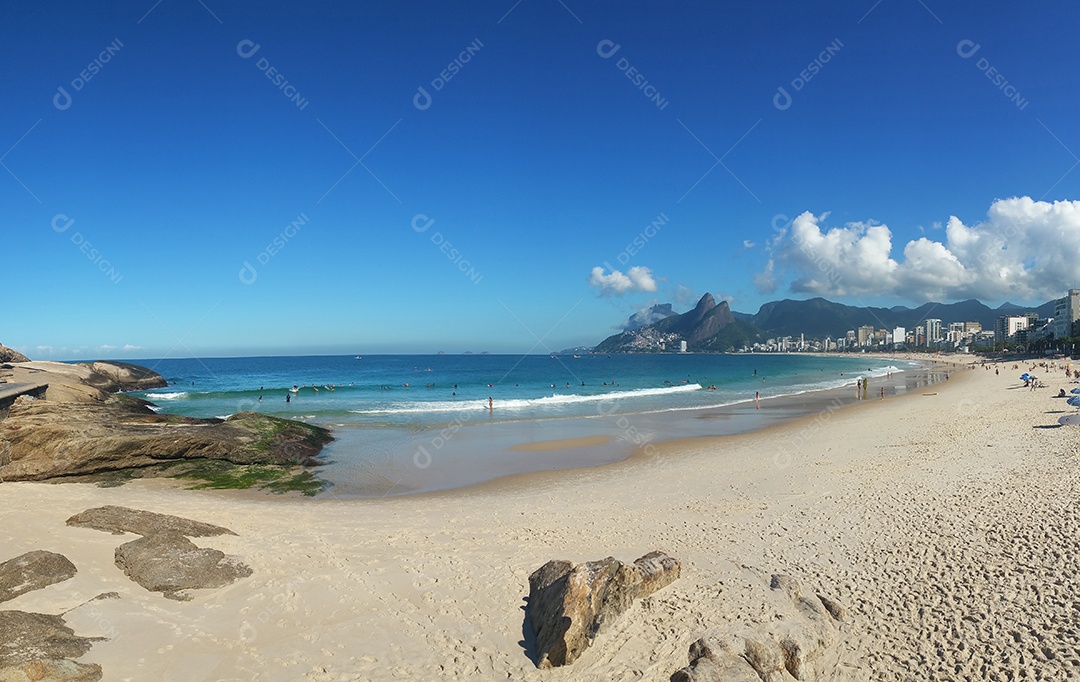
[114,531,252,601]
[0,361,163,403]
[75,362,167,392]
[0,370,331,480]
[671,574,849,682]
[526,551,680,668]
[0,344,29,363]
[0,551,77,603]
[0,610,103,682]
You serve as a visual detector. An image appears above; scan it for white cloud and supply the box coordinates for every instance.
[743,240,756,249]
[753,259,778,294]
[672,284,697,306]
[588,265,658,296]
[759,197,1080,302]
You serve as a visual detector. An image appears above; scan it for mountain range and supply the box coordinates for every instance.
[593,295,1057,353]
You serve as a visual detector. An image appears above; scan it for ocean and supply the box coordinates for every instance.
[129,353,925,496]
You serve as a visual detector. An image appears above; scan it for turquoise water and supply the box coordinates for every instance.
[128,354,921,496]
[131,353,912,426]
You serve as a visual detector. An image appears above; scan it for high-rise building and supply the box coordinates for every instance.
[1052,289,1080,338]
[892,326,906,347]
[857,325,874,346]
[925,319,943,343]
[995,315,1031,344]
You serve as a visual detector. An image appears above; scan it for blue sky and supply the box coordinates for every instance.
[3,1,1079,358]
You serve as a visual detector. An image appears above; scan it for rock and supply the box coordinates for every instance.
[671,634,769,682]
[0,345,29,364]
[742,633,789,682]
[66,506,236,538]
[672,573,850,682]
[0,359,164,396]
[0,611,102,681]
[0,392,332,481]
[769,573,802,599]
[0,659,102,682]
[114,531,252,600]
[0,359,330,484]
[816,593,848,623]
[670,653,761,682]
[526,550,680,668]
[75,362,167,392]
[0,551,77,603]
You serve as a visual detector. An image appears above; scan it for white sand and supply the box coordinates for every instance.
[3,356,1079,680]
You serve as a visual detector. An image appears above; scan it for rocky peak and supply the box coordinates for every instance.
[0,343,30,363]
[694,293,717,313]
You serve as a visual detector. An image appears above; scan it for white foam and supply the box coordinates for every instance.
[143,392,188,400]
[349,384,704,415]
[861,365,905,378]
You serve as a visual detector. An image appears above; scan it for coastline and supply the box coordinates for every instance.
[315,355,956,497]
[3,353,1075,680]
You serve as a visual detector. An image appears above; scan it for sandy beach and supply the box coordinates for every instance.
[3,355,1079,680]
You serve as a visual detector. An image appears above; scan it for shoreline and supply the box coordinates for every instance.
[392,355,973,502]
[313,355,958,498]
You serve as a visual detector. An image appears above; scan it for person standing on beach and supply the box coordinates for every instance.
[488,396,493,412]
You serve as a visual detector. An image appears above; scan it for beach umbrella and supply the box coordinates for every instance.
[1020,373,1031,380]
[1071,388,1080,394]
[1068,396,1080,408]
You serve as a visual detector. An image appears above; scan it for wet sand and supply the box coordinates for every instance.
[508,434,616,452]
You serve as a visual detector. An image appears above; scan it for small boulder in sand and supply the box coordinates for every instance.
[0,551,77,603]
[66,506,236,538]
[526,550,680,668]
[672,574,849,682]
[0,610,102,681]
[114,531,252,601]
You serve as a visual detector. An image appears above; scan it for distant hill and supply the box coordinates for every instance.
[748,297,1054,338]
[594,294,763,352]
[622,303,676,331]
